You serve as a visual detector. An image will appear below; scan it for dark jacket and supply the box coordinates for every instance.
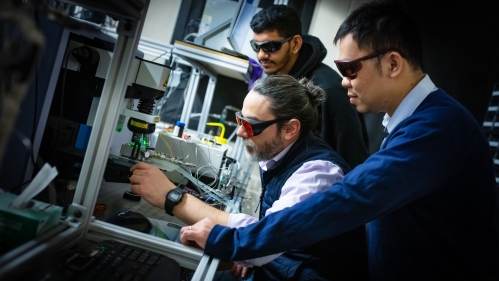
[253,133,368,281]
[206,90,499,281]
[288,35,370,169]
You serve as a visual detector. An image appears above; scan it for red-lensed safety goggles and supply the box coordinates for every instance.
[235,111,285,137]
[334,49,397,79]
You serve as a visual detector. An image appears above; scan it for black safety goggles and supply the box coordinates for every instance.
[334,49,399,79]
[249,36,293,53]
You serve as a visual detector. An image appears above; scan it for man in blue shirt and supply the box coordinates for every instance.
[180,1,499,280]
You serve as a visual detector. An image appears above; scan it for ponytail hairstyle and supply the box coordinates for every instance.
[250,74,326,135]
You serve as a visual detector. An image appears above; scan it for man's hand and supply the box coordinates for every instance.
[180,217,216,249]
[230,263,253,279]
[130,162,176,208]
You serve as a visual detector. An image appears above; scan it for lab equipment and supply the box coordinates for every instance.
[173,121,185,138]
[24,239,181,281]
[106,211,152,233]
[0,1,217,280]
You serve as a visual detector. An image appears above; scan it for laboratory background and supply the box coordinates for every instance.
[0,0,498,280]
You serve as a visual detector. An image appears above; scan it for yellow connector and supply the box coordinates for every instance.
[206,122,227,144]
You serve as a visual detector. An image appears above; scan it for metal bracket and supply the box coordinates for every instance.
[66,203,88,224]
[117,20,137,37]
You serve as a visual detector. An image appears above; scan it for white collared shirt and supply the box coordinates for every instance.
[228,140,345,266]
[383,74,438,133]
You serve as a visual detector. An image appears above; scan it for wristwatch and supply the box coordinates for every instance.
[164,185,186,216]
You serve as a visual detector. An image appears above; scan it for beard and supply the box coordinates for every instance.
[260,49,292,75]
[244,134,285,162]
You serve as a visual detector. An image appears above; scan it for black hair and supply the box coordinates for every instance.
[334,0,423,70]
[250,75,325,136]
[250,5,302,38]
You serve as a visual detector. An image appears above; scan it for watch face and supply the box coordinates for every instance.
[168,190,182,201]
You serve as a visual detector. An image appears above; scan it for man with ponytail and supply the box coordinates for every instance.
[130,75,368,280]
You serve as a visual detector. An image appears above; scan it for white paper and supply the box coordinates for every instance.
[11,163,58,209]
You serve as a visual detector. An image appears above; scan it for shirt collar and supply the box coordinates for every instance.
[382,74,437,133]
[259,140,296,171]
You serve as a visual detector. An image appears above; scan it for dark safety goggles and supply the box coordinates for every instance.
[249,36,293,53]
[334,49,396,79]
[235,111,285,137]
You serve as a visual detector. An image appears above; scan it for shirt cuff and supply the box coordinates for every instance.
[228,213,259,228]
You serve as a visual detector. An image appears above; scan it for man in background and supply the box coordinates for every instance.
[249,4,370,169]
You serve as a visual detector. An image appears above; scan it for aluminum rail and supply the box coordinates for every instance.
[87,220,204,270]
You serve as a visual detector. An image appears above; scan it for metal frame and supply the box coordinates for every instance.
[180,67,202,128]
[172,40,250,134]
[23,28,72,183]
[0,222,83,280]
[87,220,203,269]
[191,255,220,281]
[54,0,144,22]
[193,18,231,46]
[197,77,217,133]
[68,13,145,231]
[173,41,249,80]
[1,0,219,279]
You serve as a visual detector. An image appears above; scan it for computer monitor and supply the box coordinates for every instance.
[194,0,258,54]
[227,0,257,53]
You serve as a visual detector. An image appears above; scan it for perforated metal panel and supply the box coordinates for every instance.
[154,131,227,178]
[483,87,499,184]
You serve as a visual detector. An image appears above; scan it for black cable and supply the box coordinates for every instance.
[7,129,41,194]
[31,9,40,173]
[13,129,36,169]
[50,51,71,163]
[4,180,32,194]
[167,48,174,66]
[150,49,169,63]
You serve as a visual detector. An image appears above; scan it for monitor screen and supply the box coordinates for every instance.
[227,0,257,53]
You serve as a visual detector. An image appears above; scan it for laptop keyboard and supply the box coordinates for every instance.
[34,239,180,281]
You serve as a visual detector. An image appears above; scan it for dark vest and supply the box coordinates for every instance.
[254,133,368,281]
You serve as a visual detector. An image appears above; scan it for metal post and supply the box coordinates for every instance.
[191,255,219,281]
[197,76,217,133]
[68,1,150,234]
[180,68,201,128]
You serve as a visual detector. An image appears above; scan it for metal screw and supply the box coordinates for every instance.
[74,210,82,218]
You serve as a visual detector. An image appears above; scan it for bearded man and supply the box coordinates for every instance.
[129,75,368,280]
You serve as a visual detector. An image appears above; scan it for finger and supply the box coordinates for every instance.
[130,183,143,193]
[180,228,203,248]
[130,162,140,172]
[130,169,147,177]
[179,227,190,245]
[129,174,137,183]
[130,161,148,172]
[129,174,144,185]
[229,264,237,275]
[232,265,242,277]
[241,267,249,278]
[180,225,189,233]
